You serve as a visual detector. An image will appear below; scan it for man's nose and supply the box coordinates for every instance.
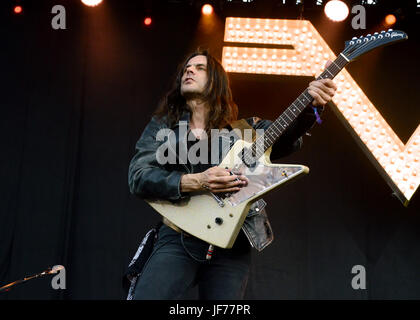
[186,66,195,75]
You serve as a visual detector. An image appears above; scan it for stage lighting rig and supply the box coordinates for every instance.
[144,17,152,26]
[14,5,23,14]
[324,0,349,22]
[361,0,377,5]
[202,3,214,15]
[81,0,103,7]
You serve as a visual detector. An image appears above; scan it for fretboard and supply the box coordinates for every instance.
[242,53,349,165]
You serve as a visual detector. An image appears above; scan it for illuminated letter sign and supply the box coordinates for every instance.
[222,17,419,206]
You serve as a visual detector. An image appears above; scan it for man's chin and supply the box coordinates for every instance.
[181,90,205,100]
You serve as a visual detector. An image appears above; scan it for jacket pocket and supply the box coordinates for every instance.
[247,199,267,218]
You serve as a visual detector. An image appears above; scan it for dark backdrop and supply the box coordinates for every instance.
[0,0,419,300]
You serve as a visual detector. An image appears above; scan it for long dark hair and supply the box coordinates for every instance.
[154,50,238,130]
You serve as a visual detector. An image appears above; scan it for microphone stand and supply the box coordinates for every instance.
[0,267,56,293]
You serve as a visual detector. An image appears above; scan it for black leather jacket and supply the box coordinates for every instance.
[128,106,321,251]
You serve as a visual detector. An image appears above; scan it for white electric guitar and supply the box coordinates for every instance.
[147,29,407,248]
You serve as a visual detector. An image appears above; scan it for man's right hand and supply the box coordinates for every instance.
[180,166,248,193]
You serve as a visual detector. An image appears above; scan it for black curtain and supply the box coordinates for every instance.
[0,1,419,299]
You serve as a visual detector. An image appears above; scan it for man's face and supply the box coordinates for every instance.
[180,55,208,98]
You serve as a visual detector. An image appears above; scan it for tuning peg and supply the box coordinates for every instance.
[388,28,393,32]
[381,30,385,33]
[367,33,371,36]
[352,36,357,40]
[374,32,378,35]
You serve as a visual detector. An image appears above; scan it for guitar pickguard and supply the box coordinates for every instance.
[227,162,306,206]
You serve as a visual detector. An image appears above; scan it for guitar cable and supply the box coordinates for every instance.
[180,231,214,262]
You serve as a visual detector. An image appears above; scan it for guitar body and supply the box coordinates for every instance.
[146,139,309,248]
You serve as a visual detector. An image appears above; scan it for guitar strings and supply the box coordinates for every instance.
[240,35,378,166]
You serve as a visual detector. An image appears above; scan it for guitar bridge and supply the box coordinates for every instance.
[210,192,225,207]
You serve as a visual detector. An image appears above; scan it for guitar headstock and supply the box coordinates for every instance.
[342,29,408,61]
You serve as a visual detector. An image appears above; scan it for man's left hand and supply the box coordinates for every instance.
[308,78,337,107]
[307,61,337,107]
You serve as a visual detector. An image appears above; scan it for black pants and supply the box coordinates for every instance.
[133,224,251,300]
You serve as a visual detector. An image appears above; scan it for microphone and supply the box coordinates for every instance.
[47,265,64,274]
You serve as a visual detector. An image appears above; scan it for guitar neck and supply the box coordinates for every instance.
[245,53,350,162]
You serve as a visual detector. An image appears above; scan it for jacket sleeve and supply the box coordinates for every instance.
[128,116,185,201]
[249,104,323,160]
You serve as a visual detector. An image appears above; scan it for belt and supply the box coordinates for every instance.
[163,217,190,237]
